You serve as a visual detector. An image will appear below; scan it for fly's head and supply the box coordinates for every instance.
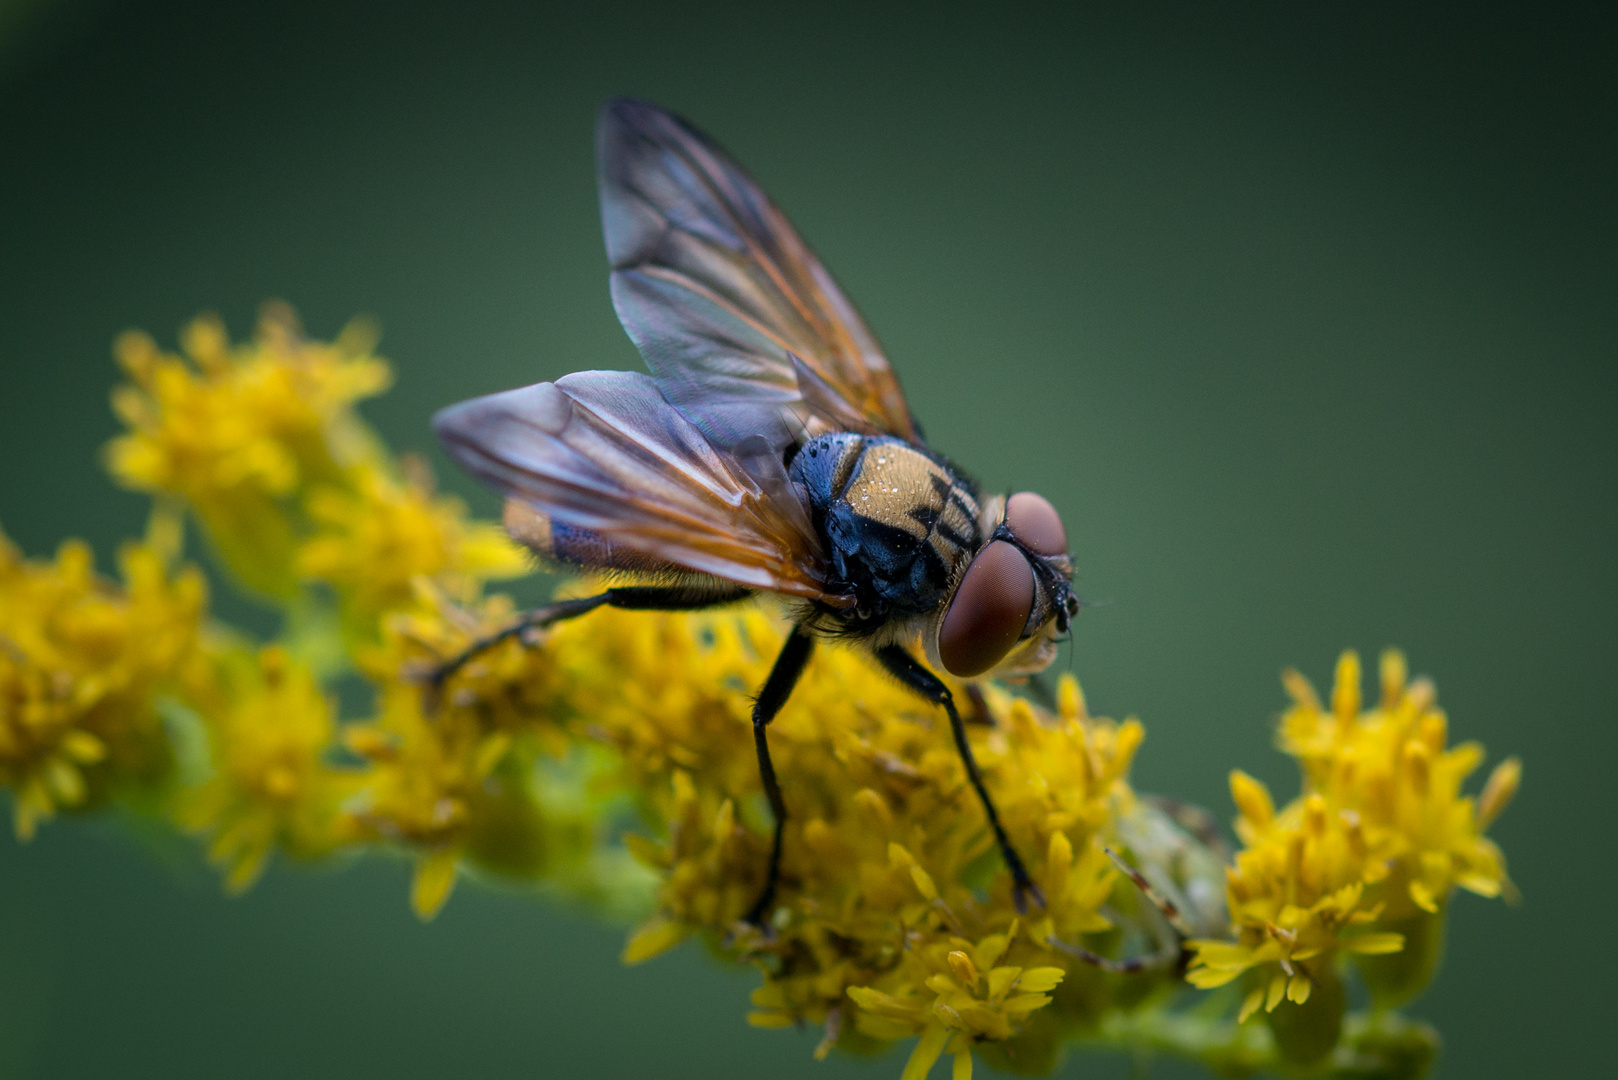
[927,491,1079,680]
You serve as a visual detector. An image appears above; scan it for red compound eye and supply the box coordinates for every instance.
[1005,491,1067,556]
[939,541,1036,678]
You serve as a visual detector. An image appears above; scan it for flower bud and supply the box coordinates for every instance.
[1265,962,1344,1067]
[1356,909,1447,1009]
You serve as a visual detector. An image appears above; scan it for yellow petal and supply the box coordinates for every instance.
[750,983,786,1009]
[1478,757,1521,828]
[1185,967,1242,989]
[986,966,1023,1000]
[953,1049,974,1080]
[1001,992,1053,1016]
[1238,987,1265,1023]
[900,1025,951,1080]
[1016,967,1064,993]
[622,918,688,964]
[223,843,271,895]
[60,729,107,764]
[1457,873,1502,898]
[410,850,458,921]
[1286,974,1311,1004]
[1190,942,1255,969]
[1229,771,1275,830]
[973,934,1010,972]
[747,1011,795,1029]
[1043,830,1073,904]
[42,757,85,806]
[14,794,42,842]
[1379,649,1408,707]
[1343,932,1405,955]
[1409,880,1441,914]
[1332,650,1362,721]
[1265,972,1288,1012]
[1057,674,1084,719]
[910,865,940,902]
[1281,667,1321,710]
[947,951,979,987]
[848,986,920,1021]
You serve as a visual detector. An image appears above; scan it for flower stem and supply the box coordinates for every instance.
[1089,1007,1439,1079]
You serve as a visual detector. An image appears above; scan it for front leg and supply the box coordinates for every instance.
[743,625,815,928]
[874,645,1046,913]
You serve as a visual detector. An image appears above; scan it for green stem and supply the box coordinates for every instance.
[1085,1007,1439,1080]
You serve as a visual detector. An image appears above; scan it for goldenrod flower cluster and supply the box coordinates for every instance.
[176,643,364,892]
[105,303,524,632]
[1186,650,1520,1065]
[0,529,209,839]
[0,307,1521,1080]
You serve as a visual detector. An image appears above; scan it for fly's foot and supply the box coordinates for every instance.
[1013,876,1048,915]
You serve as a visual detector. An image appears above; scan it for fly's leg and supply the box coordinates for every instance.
[742,626,815,929]
[1047,846,1189,974]
[1101,845,1193,937]
[962,683,994,726]
[874,645,1046,914]
[424,583,752,700]
[425,594,605,696]
[1046,934,1180,975]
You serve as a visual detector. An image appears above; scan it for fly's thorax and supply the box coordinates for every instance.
[787,432,866,514]
[789,434,981,624]
[837,438,982,574]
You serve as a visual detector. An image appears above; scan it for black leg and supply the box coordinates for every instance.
[743,626,815,928]
[426,583,751,697]
[874,645,1046,914]
[962,683,994,726]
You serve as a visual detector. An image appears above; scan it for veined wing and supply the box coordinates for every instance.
[598,97,922,451]
[433,370,849,604]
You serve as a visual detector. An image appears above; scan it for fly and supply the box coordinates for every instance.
[431,99,1081,927]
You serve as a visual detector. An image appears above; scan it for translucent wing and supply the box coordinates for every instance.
[433,370,849,604]
[598,97,922,452]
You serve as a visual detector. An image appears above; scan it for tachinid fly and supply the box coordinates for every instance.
[432,99,1080,926]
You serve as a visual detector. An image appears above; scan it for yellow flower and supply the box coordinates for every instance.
[180,645,363,892]
[844,923,1065,1078]
[1188,649,1520,1030]
[343,683,512,919]
[436,602,1166,1073]
[0,528,209,839]
[105,304,525,647]
[1279,649,1518,916]
[297,460,527,640]
[0,308,1516,1077]
[1188,872,1401,1015]
[105,304,390,596]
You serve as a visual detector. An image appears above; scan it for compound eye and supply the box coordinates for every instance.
[939,540,1036,678]
[1006,491,1067,556]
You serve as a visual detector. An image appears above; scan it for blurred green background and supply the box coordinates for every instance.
[0,1,1612,1077]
